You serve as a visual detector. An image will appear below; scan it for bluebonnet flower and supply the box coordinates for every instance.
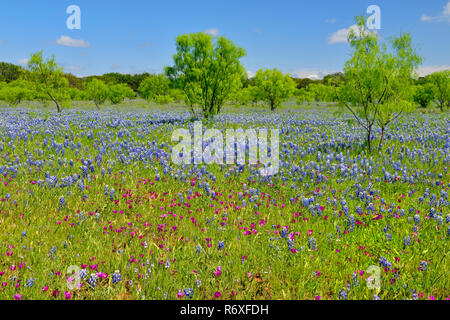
[287,239,295,250]
[348,215,355,232]
[196,245,201,254]
[183,288,194,299]
[351,272,359,287]
[79,269,88,280]
[429,207,436,218]
[338,289,348,300]
[218,241,225,250]
[112,270,122,284]
[109,188,115,200]
[281,227,288,239]
[59,196,65,208]
[403,236,411,246]
[88,274,98,289]
[419,261,428,271]
[48,246,57,257]
[379,256,392,268]
[414,214,420,224]
[78,179,84,192]
[308,237,316,250]
[26,278,35,288]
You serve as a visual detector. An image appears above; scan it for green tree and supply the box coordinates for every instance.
[413,83,435,108]
[0,62,25,83]
[138,74,170,101]
[0,80,36,106]
[253,68,295,111]
[68,87,86,101]
[85,78,109,109]
[229,86,256,106]
[323,72,345,86]
[295,87,315,105]
[168,88,185,102]
[154,94,174,105]
[292,77,316,90]
[306,83,336,102]
[64,73,84,90]
[27,51,68,112]
[428,70,449,111]
[337,16,422,152]
[167,32,246,118]
[108,83,135,104]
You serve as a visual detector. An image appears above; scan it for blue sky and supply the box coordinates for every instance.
[0,0,449,78]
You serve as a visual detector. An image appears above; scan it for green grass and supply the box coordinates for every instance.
[0,103,448,300]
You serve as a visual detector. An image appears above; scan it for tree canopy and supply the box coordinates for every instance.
[27,51,69,113]
[166,32,246,118]
[253,68,296,111]
[337,15,422,151]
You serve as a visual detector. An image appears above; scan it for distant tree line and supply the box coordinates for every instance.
[0,20,448,124]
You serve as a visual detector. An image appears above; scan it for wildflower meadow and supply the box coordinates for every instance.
[0,105,448,300]
[0,1,449,303]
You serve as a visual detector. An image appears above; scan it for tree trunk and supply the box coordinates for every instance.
[270,101,275,111]
[367,126,372,153]
[48,93,61,113]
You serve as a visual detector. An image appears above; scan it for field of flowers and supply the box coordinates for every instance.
[0,106,448,300]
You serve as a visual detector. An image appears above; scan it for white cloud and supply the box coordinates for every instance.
[290,69,339,80]
[445,1,450,15]
[328,24,359,44]
[246,70,255,78]
[328,24,378,44]
[18,58,29,65]
[420,14,433,22]
[326,19,337,24]
[421,1,450,22]
[417,65,450,77]
[56,35,90,48]
[0,40,5,45]
[203,28,219,36]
